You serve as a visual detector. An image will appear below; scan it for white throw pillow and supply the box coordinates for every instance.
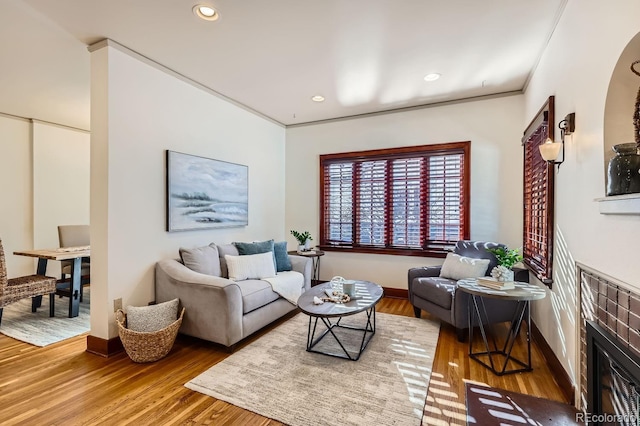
[439,252,490,280]
[126,298,179,333]
[225,252,276,281]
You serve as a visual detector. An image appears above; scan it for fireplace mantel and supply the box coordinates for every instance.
[595,193,640,215]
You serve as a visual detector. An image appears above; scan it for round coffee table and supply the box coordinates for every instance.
[297,280,383,361]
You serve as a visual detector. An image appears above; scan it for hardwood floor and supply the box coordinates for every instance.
[0,297,568,425]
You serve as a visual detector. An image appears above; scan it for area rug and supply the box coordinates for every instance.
[186,312,440,426]
[0,289,90,347]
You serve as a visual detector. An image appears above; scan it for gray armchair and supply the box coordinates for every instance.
[408,240,528,341]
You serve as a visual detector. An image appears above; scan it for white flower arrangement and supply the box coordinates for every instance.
[490,265,513,281]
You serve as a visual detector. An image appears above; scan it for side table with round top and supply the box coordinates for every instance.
[288,250,324,286]
[457,279,547,376]
[297,280,383,361]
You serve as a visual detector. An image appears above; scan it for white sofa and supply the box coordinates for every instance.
[155,243,312,348]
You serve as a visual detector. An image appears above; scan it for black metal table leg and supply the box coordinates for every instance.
[305,306,377,361]
[312,257,320,282]
[68,257,81,317]
[36,258,48,276]
[458,279,545,376]
[468,295,533,375]
[32,258,48,309]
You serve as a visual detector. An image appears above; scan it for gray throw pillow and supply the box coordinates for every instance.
[126,298,179,333]
[273,241,292,272]
[179,243,221,276]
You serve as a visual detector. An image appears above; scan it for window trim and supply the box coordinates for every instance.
[319,142,470,258]
[522,96,555,287]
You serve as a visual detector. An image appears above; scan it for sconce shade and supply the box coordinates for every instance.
[539,138,563,161]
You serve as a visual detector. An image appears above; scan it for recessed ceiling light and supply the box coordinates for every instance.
[193,5,219,21]
[311,95,325,102]
[423,73,441,82]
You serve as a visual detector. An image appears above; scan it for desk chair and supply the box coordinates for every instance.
[58,225,90,302]
[0,239,56,326]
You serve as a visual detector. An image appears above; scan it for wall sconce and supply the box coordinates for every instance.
[539,112,576,168]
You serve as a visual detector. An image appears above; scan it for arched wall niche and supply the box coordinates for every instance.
[603,31,640,189]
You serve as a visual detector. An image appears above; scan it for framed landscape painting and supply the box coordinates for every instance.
[166,150,248,232]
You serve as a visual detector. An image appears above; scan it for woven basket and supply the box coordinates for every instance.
[116,307,185,363]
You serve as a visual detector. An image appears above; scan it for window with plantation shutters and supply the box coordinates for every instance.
[320,142,470,257]
[522,96,555,287]
[325,162,353,244]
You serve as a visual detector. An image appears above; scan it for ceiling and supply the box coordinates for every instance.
[2,0,566,130]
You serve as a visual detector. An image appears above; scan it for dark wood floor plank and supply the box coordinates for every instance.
[465,382,580,425]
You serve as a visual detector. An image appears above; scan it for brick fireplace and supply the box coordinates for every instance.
[578,263,640,423]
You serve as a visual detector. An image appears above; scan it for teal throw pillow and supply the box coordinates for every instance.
[233,240,278,271]
[273,241,292,272]
[234,239,274,256]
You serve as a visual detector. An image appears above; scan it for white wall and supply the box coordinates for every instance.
[90,42,286,339]
[285,94,524,288]
[0,115,33,277]
[33,121,90,277]
[0,116,89,278]
[523,0,640,399]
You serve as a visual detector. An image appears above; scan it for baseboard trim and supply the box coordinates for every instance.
[383,287,408,299]
[86,335,124,358]
[531,321,575,405]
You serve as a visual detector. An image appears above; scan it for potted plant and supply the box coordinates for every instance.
[488,246,523,282]
[290,230,312,252]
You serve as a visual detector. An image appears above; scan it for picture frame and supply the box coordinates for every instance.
[166,150,248,232]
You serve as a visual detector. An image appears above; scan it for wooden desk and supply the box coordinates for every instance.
[13,246,90,318]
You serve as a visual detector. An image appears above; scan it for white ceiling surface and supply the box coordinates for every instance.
[0,1,90,130]
[6,1,566,129]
